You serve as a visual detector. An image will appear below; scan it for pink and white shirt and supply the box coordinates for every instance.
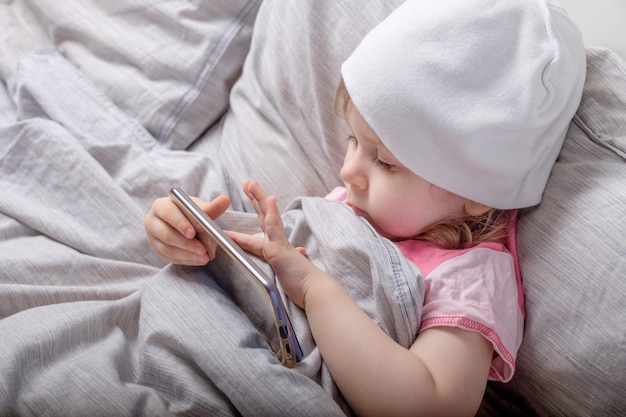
[326,187,524,382]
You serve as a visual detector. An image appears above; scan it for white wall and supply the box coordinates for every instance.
[558,0,626,60]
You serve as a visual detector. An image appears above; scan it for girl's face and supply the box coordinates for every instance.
[340,104,469,240]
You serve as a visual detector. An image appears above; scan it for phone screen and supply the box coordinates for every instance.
[168,186,303,367]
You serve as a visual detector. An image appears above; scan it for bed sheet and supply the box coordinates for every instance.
[0,50,424,416]
[0,81,16,126]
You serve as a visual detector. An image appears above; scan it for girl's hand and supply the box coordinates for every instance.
[227,180,322,308]
[144,194,231,265]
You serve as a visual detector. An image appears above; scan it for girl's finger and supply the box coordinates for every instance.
[263,196,287,243]
[153,219,205,253]
[196,194,231,222]
[226,230,266,258]
[245,181,270,213]
[149,197,196,239]
[149,234,210,265]
[227,230,264,254]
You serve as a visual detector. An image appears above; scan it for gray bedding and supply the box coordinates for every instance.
[3,0,624,415]
[0,51,424,416]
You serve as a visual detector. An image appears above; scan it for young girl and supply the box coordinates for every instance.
[144,0,585,415]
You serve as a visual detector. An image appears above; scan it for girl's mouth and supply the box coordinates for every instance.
[350,205,368,217]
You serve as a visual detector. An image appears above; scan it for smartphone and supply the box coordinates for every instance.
[168,186,303,367]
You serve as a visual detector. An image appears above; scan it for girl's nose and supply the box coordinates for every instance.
[340,151,367,190]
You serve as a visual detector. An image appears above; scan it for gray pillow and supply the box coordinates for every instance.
[0,0,261,150]
[481,47,626,416]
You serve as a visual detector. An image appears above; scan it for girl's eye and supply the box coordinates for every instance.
[373,157,394,171]
[348,134,395,170]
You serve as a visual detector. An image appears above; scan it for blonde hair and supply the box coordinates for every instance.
[335,78,510,249]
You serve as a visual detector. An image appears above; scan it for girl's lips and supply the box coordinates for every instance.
[349,203,368,218]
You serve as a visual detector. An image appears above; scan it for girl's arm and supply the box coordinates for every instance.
[229,181,493,417]
[303,279,493,416]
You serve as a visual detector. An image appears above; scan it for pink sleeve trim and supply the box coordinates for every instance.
[420,315,516,382]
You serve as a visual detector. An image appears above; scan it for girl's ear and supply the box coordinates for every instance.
[464,200,492,216]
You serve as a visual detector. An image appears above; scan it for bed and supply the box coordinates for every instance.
[1,1,624,416]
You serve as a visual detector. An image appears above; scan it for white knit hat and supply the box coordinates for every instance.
[341,0,586,209]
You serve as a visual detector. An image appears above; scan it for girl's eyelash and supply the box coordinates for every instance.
[373,157,394,170]
[349,134,394,170]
